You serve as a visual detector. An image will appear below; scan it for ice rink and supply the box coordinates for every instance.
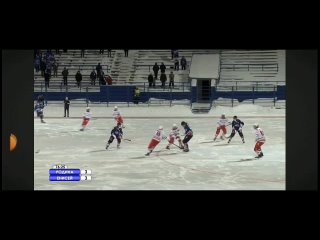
[34,103,285,190]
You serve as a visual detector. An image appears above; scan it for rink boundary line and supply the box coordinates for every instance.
[37,116,285,119]
[158,157,285,184]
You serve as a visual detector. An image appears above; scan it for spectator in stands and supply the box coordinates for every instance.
[174,59,179,71]
[105,75,113,85]
[81,49,85,58]
[64,97,70,117]
[75,71,82,88]
[40,59,46,77]
[173,49,179,58]
[34,49,38,59]
[99,71,106,85]
[153,63,159,79]
[38,51,43,60]
[34,49,40,58]
[45,50,52,62]
[48,54,55,65]
[171,49,175,59]
[96,63,102,80]
[62,67,69,86]
[124,49,129,57]
[169,71,174,88]
[99,49,104,54]
[160,72,167,88]
[55,49,60,55]
[148,73,154,87]
[160,62,166,74]
[133,87,141,104]
[63,49,67,53]
[53,61,58,77]
[107,49,112,57]
[46,62,52,76]
[180,56,187,70]
[34,56,40,73]
[44,70,51,88]
[90,70,97,86]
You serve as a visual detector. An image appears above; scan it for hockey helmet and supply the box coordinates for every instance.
[114,106,118,110]
[86,107,90,112]
[221,113,226,118]
[253,123,259,129]
[158,126,163,130]
[233,116,237,119]
[181,121,186,126]
[172,124,178,130]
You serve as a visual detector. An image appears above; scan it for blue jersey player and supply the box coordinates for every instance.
[228,116,245,143]
[106,123,123,149]
[34,102,45,123]
[181,121,193,152]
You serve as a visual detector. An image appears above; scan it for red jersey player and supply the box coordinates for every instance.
[145,126,167,156]
[213,113,231,141]
[112,106,124,128]
[253,123,266,158]
[166,124,183,150]
[80,107,92,131]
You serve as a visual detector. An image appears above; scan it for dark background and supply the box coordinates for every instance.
[2,50,34,190]
[1,49,318,190]
[286,50,318,190]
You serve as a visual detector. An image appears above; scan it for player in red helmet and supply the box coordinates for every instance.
[145,126,167,156]
[213,113,231,141]
[80,107,92,131]
[166,124,183,150]
[253,123,266,158]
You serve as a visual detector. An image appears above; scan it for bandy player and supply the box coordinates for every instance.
[145,126,167,156]
[253,123,266,158]
[80,107,92,131]
[166,124,183,150]
[213,113,231,141]
[113,106,124,128]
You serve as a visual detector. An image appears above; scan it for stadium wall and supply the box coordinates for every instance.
[34,85,286,103]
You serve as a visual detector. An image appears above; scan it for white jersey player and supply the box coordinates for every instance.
[80,107,92,131]
[253,123,266,158]
[112,106,124,127]
[166,124,183,149]
[213,114,231,141]
[145,126,167,156]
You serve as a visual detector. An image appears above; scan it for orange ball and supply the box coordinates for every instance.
[10,134,17,152]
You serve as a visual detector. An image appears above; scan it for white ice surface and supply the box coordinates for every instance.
[34,104,285,190]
